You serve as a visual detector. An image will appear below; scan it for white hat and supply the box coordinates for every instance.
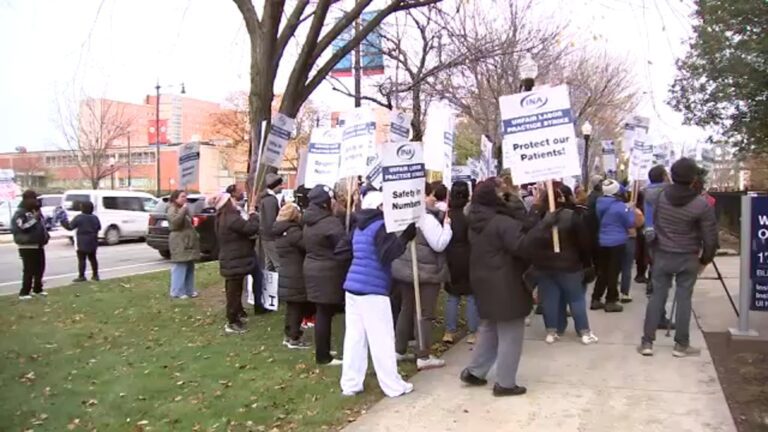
[602,179,620,196]
[212,192,232,210]
[361,191,384,210]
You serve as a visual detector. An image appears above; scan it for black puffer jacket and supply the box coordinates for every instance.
[11,207,49,248]
[273,220,307,302]
[446,205,471,295]
[302,204,347,305]
[215,206,260,278]
[468,202,532,321]
[526,205,592,273]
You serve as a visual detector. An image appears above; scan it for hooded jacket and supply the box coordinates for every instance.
[61,213,101,253]
[649,184,718,264]
[259,190,280,241]
[215,205,260,278]
[467,201,532,321]
[302,203,347,304]
[643,182,666,229]
[342,209,409,296]
[596,196,635,247]
[11,205,49,249]
[272,220,306,302]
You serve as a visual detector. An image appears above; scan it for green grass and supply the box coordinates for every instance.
[0,264,457,432]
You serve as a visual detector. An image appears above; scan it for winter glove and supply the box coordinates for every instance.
[582,267,597,285]
[541,211,559,229]
[400,222,417,242]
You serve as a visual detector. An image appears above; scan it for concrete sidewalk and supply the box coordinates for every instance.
[345,277,737,431]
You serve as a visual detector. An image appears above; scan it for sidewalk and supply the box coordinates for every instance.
[345,278,737,432]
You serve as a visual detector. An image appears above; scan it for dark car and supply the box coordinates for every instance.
[146,194,219,260]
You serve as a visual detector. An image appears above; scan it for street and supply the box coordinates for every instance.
[0,231,169,296]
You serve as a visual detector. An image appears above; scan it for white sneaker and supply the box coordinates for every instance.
[525,317,532,327]
[18,295,33,300]
[178,295,190,299]
[190,292,199,298]
[396,353,416,362]
[35,291,48,297]
[545,333,560,344]
[581,332,599,345]
[416,356,445,370]
[325,359,343,366]
[399,382,414,396]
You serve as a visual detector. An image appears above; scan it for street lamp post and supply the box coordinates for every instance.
[581,121,593,186]
[499,53,539,174]
[154,81,185,196]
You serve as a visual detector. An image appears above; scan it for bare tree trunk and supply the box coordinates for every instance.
[411,84,423,141]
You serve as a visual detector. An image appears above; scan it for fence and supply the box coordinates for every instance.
[710,191,745,236]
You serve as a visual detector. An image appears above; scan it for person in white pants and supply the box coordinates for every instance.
[337,191,418,397]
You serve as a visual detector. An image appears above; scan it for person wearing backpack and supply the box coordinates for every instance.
[639,158,718,357]
[590,179,636,313]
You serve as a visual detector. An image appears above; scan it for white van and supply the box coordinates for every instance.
[62,190,159,245]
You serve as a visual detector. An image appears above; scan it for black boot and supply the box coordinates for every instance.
[460,368,487,386]
[493,383,527,397]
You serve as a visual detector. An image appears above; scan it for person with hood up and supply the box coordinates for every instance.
[303,184,347,366]
[590,179,636,313]
[59,201,101,282]
[338,191,418,398]
[391,181,453,370]
[442,181,479,345]
[639,158,718,357]
[459,181,554,397]
[213,193,260,334]
[642,165,675,328]
[167,190,201,299]
[12,190,50,300]
[272,202,313,349]
[260,173,283,271]
[526,184,598,345]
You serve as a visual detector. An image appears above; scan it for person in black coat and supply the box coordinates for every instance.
[11,189,50,299]
[60,201,101,282]
[214,193,260,334]
[260,173,283,271]
[302,184,347,365]
[442,181,479,344]
[460,181,555,397]
[273,202,313,349]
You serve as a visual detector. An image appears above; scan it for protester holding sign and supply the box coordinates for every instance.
[391,181,453,370]
[260,173,284,272]
[303,185,347,366]
[639,158,718,357]
[273,203,312,349]
[213,193,260,335]
[338,191,417,398]
[460,181,552,397]
[590,180,635,313]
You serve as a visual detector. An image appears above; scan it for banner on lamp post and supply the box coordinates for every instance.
[390,110,412,142]
[262,113,296,168]
[304,128,341,188]
[602,140,617,176]
[381,141,426,233]
[178,142,200,188]
[499,84,580,184]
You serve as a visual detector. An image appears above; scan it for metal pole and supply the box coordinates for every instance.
[127,134,132,189]
[582,134,591,186]
[155,83,161,196]
[353,17,362,108]
[730,194,758,337]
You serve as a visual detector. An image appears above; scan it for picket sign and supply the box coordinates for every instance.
[423,102,455,186]
[304,128,342,188]
[245,270,279,311]
[499,84,580,252]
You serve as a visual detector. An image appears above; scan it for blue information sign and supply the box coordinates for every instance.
[750,196,768,311]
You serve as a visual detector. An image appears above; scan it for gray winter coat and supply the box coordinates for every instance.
[391,211,450,284]
[167,204,201,263]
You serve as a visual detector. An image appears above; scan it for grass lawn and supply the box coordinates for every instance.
[0,263,456,432]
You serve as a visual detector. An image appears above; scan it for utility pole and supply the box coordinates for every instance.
[354,16,362,108]
[155,83,161,196]
[127,134,132,189]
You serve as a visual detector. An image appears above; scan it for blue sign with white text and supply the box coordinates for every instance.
[750,196,768,311]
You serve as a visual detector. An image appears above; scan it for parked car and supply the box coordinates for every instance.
[0,198,21,233]
[146,194,218,260]
[62,190,159,245]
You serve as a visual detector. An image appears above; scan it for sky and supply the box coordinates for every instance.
[0,0,705,154]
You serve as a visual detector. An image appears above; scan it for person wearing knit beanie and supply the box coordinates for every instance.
[670,157,698,185]
[601,179,621,197]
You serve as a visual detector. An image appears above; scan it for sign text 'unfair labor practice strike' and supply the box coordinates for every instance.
[381,141,426,233]
[499,84,580,184]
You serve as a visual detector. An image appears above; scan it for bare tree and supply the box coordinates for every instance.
[210,91,251,176]
[58,97,131,189]
[232,0,440,199]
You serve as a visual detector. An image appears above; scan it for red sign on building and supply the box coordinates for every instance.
[148,119,168,144]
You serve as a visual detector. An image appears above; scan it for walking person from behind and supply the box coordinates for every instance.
[338,191,417,397]
[639,158,718,357]
[12,190,50,300]
[392,181,453,370]
[167,190,200,299]
[303,185,347,366]
[459,181,545,396]
[273,202,313,348]
[590,179,635,312]
[60,201,101,282]
[214,193,260,334]
[443,181,479,345]
[260,173,283,271]
[619,191,645,303]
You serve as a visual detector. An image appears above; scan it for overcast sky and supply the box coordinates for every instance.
[0,0,704,154]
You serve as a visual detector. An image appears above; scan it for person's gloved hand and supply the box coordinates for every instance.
[583,267,597,284]
[400,222,417,242]
[541,210,559,229]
